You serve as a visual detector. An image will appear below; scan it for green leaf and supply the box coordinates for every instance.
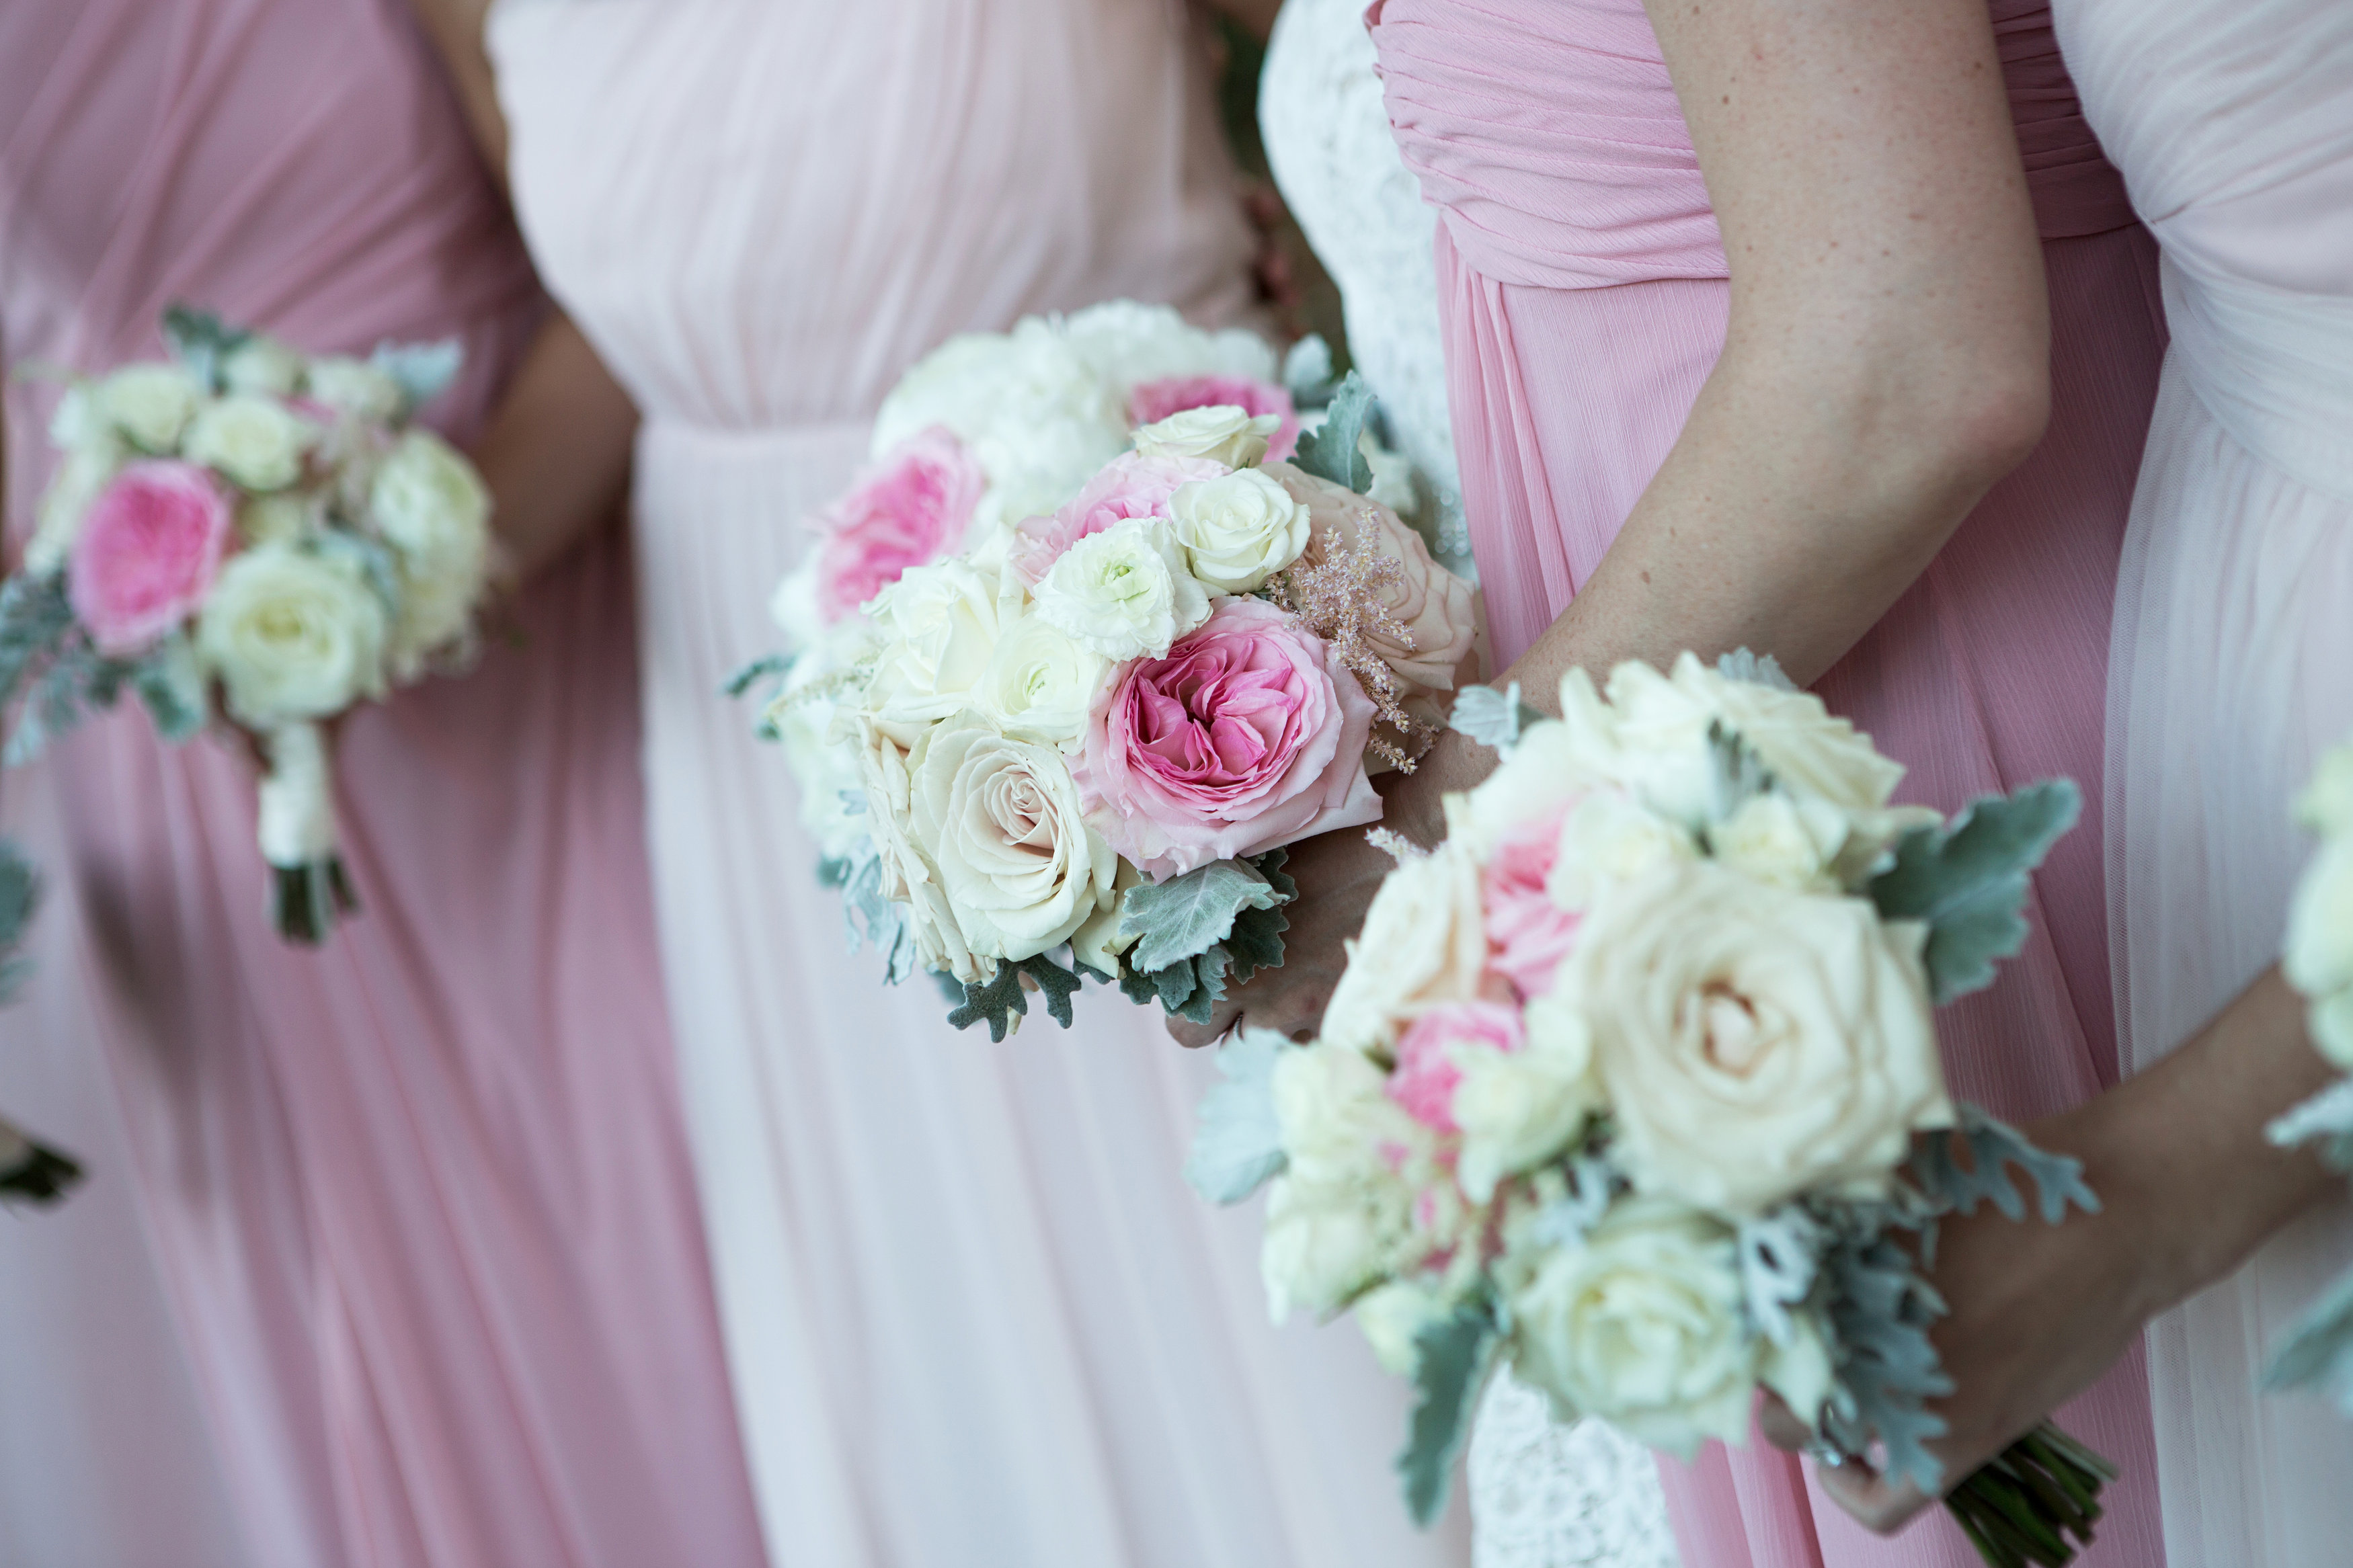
[0,839,40,1005]
[947,953,1087,1040]
[1396,1300,1499,1527]
[2264,1264,2353,1416]
[1185,1027,1290,1204]
[0,1133,83,1206]
[1909,1102,2099,1227]
[0,574,78,712]
[370,337,464,416]
[1867,780,2081,1004]
[1141,944,1230,1026]
[1447,681,1545,759]
[1715,648,1797,692]
[1222,901,1290,987]
[1293,370,1375,495]
[131,631,207,743]
[1119,858,1285,975]
[723,653,791,700]
[161,304,248,391]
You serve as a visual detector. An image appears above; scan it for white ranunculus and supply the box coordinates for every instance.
[1058,299,1279,390]
[864,559,1007,726]
[1546,790,1698,911]
[1168,467,1310,592]
[221,336,307,398]
[1029,515,1209,661]
[1319,840,1489,1055]
[256,720,337,868]
[182,394,317,493]
[1453,995,1602,1202]
[2286,838,2353,1008]
[855,716,984,983]
[906,718,1117,964]
[1134,405,1282,470]
[1572,859,1952,1216]
[197,542,389,727]
[1709,790,1851,893]
[1505,1198,1757,1456]
[975,610,1111,748]
[370,430,493,676]
[96,364,202,453]
[304,356,406,423]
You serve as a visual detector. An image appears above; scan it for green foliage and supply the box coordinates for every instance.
[1819,1220,1954,1495]
[1293,370,1375,495]
[1909,1103,2100,1229]
[1120,856,1285,975]
[132,632,207,743]
[369,337,463,415]
[161,304,248,392]
[948,952,1086,1041]
[1447,681,1545,759]
[1118,849,1295,1022]
[0,1137,83,1206]
[2264,1264,2353,1416]
[1185,1028,1290,1204]
[271,856,359,946]
[1396,1298,1499,1527]
[1868,780,2081,1003]
[0,840,38,1004]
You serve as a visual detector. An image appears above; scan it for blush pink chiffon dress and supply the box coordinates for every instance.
[0,3,765,1566]
[1369,1,2170,1564]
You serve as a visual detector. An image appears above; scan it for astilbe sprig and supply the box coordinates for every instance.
[1262,505,1431,772]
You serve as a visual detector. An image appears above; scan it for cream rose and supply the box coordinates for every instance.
[1708,790,1851,893]
[1319,840,1489,1055]
[1168,467,1310,592]
[182,394,316,493]
[197,542,389,727]
[1548,790,1700,911]
[304,356,406,423]
[1504,1198,1757,1454]
[906,718,1117,964]
[1571,859,1952,1216]
[221,336,306,398]
[370,430,493,675]
[975,610,1110,748]
[1263,1042,1425,1319]
[1452,995,1603,1202]
[237,492,316,547]
[1030,515,1210,661]
[854,716,984,983]
[1133,405,1281,470]
[96,364,201,453]
[864,559,1006,726]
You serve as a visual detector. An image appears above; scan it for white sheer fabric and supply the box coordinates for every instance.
[2058,0,2353,1562]
[1261,5,1677,1565]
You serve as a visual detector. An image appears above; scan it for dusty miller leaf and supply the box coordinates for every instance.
[1739,1206,1829,1348]
[1185,1027,1291,1204]
[1448,682,1546,759]
[1281,334,1335,403]
[1868,780,2081,1003]
[1705,719,1777,825]
[1120,858,1285,974]
[2264,1264,2353,1416]
[161,304,246,391]
[131,631,206,743]
[1715,648,1798,692]
[1819,1224,1953,1494]
[0,575,76,712]
[1909,1102,2100,1227]
[370,337,464,415]
[947,952,1086,1040]
[0,841,38,1004]
[1293,370,1375,494]
[723,653,791,700]
[2268,1077,2353,1174]
[1397,1298,1499,1527]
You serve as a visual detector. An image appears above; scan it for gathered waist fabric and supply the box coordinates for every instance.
[634,415,873,544]
[2160,255,2353,503]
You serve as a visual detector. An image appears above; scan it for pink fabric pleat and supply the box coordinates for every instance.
[1370,1,2171,1564]
[0,4,766,1567]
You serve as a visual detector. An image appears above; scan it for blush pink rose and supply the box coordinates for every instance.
[67,460,234,656]
[1482,800,1584,1000]
[1073,596,1380,880]
[810,427,984,622]
[1128,376,1300,461]
[1006,450,1227,585]
[1389,1001,1525,1132]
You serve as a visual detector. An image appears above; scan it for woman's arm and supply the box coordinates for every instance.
[1174,0,2052,1044]
[409,0,637,582]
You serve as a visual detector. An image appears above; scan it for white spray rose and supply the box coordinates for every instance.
[1263,1043,1425,1320]
[1134,405,1282,470]
[1547,790,1700,911]
[1168,468,1310,592]
[96,364,201,453]
[1058,300,1279,389]
[370,429,492,676]
[1453,720,1602,859]
[1453,995,1603,1202]
[906,718,1117,964]
[865,559,1006,726]
[1320,840,1489,1055]
[304,356,406,423]
[197,542,389,727]
[182,395,316,492]
[1505,1198,1757,1455]
[1571,859,1952,1216]
[221,336,306,398]
[975,610,1110,748]
[1708,791,1852,893]
[1029,515,1210,661]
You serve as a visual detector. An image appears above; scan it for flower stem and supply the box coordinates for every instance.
[1944,1421,2116,1568]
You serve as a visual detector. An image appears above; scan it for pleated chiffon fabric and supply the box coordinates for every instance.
[1368,1,2171,1563]
[0,3,766,1565]
[489,2,1472,1565]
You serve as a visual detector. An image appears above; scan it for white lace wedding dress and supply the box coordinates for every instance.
[1259,5,1681,1567]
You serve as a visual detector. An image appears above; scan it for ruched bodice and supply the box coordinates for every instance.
[1372,0,2137,292]
[491,0,1254,432]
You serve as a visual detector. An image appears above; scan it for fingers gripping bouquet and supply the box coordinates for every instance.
[7,308,495,941]
[737,302,1477,1038]
[1189,653,2120,1567]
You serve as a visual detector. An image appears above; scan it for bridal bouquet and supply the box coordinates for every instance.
[2261,739,2353,1410]
[739,304,1476,1038]
[5,308,494,941]
[1189,653,2118,1567]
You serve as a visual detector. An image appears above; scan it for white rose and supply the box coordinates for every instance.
[182,395,317,492]
[304,356,405,423]
[2286,838,2353,1007]
[865,559,1006,725]
[1545,789,1698,911]
[1134,405,1282,470]
[370,430,493,675]
[197,542,389,727]
[1505,1198,1757,1455]
[1708,791,1851,893]
[906,718,1117,964]
[1059,300,1279,388]
[1453,720,1598,859]
[854,716,984,983]
[1453,995,1602,1202]
[1572,859,1952,1216]
[1261,1175,1405,1324]
[95,364,201,452]
[1319,840,1489,1055]
[1168,468,1310,592]
[1029,515,1209,661]
[221,336,307,397]
[975,610,1110,748]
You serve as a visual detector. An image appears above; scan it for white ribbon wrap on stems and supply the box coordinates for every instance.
[257,721,336,868]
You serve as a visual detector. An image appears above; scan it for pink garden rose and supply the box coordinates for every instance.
[1482,802,1583,1000]
[810,427,983,623]
[1128,376,1300,462]
[1074,596,1381,880]
[68,460,233,656]
[1389,1001,1525,1132]
[1006,450,1226,585]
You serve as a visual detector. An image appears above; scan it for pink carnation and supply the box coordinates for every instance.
[67,460,233,656]
[1482,802,1583,1000]
[1128,376,1300,461]
[1006,450,1226,585]
[809,427,983,622]
[1074,596,1380,880]
[1389,1001,1525,1133]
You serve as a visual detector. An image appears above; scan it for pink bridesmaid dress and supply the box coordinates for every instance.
[1369,1,2169,1564]
[0,4,766,1567]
